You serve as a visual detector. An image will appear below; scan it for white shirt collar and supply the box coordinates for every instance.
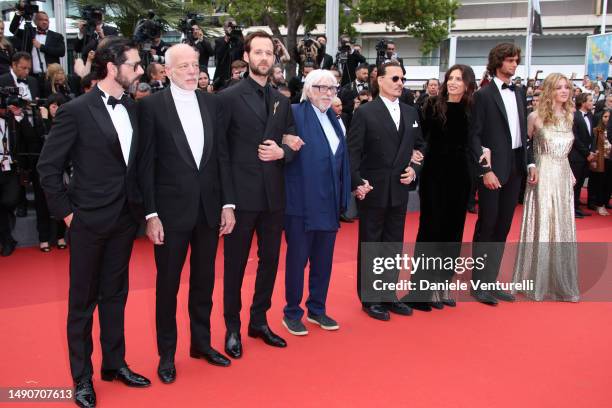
[493,76,510,91]
[170,81,196,101]
[311,102,329,118]
[380,95,399,107]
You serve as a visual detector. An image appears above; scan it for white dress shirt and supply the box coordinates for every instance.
[10,69,32,101]
[31,33,47,74]
[380,95,401,131]
[580,110,592,136]
[98,85,132,165]
[170,82,204,168]
[337,115,346,136]
[312,104,339,154]
[493,77,521,149]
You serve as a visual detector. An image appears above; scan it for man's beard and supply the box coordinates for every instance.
[115,71,135,90]
[249,62,271,77]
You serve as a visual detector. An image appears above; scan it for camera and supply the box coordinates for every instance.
[336,38,352,65]
[227,21,244,45]
[80,5,104,39]
[375,39,389,65]
[297,32,319,65]
[178,12,205,45]
[134,11,163,44]
[0,86,27,110]
[14,0,42,21]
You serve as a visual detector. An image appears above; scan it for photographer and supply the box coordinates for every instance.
[0,105,20,256]
[339,63,369,118]
[380,40,405,75]
[335,36,366,87]
[315,35,334,70]
[295,33,320,71]
[213,19,244,90]
[191,24,214,69]
[44,63,73,99]
[146,62,167,92]
[273,37,290,67]
[74,7,119,57]
[149,35,169,63]
[10,7,65,84]
[0,20,14,75]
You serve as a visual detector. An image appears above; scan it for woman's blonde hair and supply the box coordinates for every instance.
[46,63,65,93]
[0,21,12,50]
[536,73,574,126]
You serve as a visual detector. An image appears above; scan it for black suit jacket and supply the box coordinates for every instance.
[37,86,144,233]
[0,72,40,100]
[348,97,425,208]
[9,14,65,68]
[469,81,533,183]
[570,111,596,163]
[139,87,231,231]
[217,78,296,212]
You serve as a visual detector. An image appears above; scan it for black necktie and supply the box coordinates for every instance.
[37,29,47,35]
[16,78,27,84]
[501,82,516,92]
[107,94,128,109]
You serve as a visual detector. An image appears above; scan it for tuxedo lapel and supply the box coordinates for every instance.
[196,91,214,169]
[490,84,511,137]
[125,99,139,169]
[86,91,125,166]
[263,92,280,141]
[241,82,267,125]
[162,88,198,170]
[514,89,527,142]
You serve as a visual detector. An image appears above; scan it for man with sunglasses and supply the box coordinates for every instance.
[348,60,425,321]
[38,37,150,408]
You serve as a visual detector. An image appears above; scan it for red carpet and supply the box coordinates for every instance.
[1,206,612,407]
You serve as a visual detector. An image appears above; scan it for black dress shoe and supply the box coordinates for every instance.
[441,298,457,307]
[248,324,287,348]
[575,212,584,219]
[404,302,432,312]
[491,290,515,302]
[157,365,176,384]
[101,367,151,387]
[430,301,445,310]
[575,209,591,217]
[471,289,498,306]
[587,204,597,211]
[387,302,413,316]
[339,214,354,223]
[225,332,243,359]
[190,347,231,367]
[74,379,96,408]
[362,304,390,321]
[1,239,16,257]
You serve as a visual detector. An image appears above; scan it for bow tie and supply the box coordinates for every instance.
[107,94,128,109]
[16,78,27,84]
[36,29,47,35]
[501,82,516,91]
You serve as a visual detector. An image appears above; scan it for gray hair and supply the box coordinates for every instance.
[165,43,199,68]
[300,69,338,102]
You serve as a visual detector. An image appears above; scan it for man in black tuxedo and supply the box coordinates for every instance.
[74,11,119,57]
[571,92,597,218]
[213,19,244,90]
[381,40,406,75]
[139,44,234,384]
[348,61,425,321]
[0,111,20,257]
[37,37,150,408]
[339,63,370,119]
[218,31,300,358]
[469,43,537,305]
[337,37,366,87]
[9,11,65,79]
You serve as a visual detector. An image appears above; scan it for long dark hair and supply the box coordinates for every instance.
[431,64,476,125]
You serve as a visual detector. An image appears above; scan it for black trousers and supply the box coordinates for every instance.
[356,204,407,306]
[589,171,608,207]
[570,160,589,209]
[32,165,65,242]
[472,149,523,284]
[154,212,218,367]
[0,170,20,244]
[223,209,284,332]
[67,209,137,382]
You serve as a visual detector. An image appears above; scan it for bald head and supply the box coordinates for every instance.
[165,44,200,90]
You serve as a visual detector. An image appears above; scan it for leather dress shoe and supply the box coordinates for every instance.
[471,289,498,306]
[339,214,354,223]
[387,302,413,316]
[74,379,96,408]
[248,324,287,348]
[362,304,390,321]
[190,347,231,367]
[157,364,176,384]
[405,301,432,312]
[101,367,151,387]
[441,298,457,307]
[225,331,243,359]
[1,239,16,257]
[575,209,591,217]
[430,301,445,310]
[491,289,515,302]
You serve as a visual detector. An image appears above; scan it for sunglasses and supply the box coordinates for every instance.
[389,75,407,83]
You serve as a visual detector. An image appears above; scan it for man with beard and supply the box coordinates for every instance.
[218,31,301,358]
[37,37,150,408]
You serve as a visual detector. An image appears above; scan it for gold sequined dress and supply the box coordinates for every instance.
[512,120,579,301]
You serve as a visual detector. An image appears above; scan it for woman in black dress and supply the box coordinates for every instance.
[406,64,478,310]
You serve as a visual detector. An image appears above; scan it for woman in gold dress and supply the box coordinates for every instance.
[512,73,579,302]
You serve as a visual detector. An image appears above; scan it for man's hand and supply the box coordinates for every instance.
[8,105,23,117]
[258,140,284,161]
[587,152,597,162]
[483,171,502,190]
[146,216,165,245]
[527,166,538,185]
[400,167,416,185]
[353,179,373,200]
[64,213,73,228]
[32,39,42,49]
[282,134,305,152]
[410,150,424,165]
[479,148,491,167]
[219,208,236,237]
[96,24,105,39]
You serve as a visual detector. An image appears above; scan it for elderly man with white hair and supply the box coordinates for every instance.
[282,69,351,336]
[139,43,235,384]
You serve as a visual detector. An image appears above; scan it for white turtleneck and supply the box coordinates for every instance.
[170,82,204,168]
